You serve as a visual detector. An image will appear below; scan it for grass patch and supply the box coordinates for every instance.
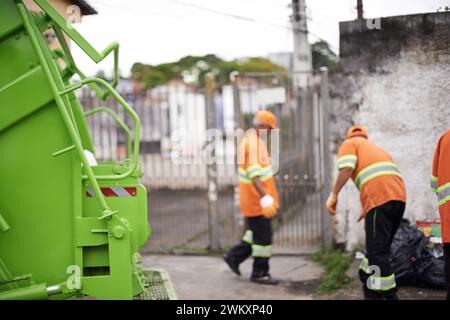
[310,247,354,294]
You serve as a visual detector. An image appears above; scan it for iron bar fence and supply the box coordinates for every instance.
[78,70,332,254]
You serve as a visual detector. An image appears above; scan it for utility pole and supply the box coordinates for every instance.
[357,0,364,20]
[291,0,313,90]
[205,73,220,251]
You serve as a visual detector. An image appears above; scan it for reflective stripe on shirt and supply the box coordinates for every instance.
[355,161,401,190]
[337,155,357,170]
[239,165,274,184]
[437,182,450,206]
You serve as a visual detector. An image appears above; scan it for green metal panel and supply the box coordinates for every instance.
[0,0,162,300]
[0,67,53,132]
[0,0,22,41]
[0,102,78,286]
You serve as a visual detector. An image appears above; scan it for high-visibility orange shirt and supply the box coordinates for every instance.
[337,137,406,219]
[431,130,450,243]
[238,131,279,217]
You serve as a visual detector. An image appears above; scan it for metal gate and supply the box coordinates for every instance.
[230,71,332,253]
[79,70,332,254]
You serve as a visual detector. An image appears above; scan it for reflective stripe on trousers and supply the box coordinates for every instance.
[251,244,272,258]
[242,230,253,244]
[242,230,272,257]
[359,257,396,291]
[355,161,401,190]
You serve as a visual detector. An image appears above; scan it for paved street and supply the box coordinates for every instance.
[142,254,448,300]
[142,254,323,300]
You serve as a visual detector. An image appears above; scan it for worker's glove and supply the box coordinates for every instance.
[260,194,277,218]
[326,192,337,216]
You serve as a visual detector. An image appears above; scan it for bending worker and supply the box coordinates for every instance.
[431,130,450,300]
[224,110,279,285]
[326,125,406,299]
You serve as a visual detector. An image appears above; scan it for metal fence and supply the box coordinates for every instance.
[79,71,332,254]
[231,71,331,253]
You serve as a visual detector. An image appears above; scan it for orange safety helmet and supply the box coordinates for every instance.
[253,110,277,129]
[347,125,368,139]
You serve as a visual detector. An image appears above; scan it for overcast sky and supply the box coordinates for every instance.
[71,0,448,77]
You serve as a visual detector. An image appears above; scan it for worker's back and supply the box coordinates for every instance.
[338,136,406,216]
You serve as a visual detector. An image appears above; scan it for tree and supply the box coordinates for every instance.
[311,40,338,72]
[130,55,286,89]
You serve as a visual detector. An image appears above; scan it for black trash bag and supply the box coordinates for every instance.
[419,242,445,289]
[390,219,446,289]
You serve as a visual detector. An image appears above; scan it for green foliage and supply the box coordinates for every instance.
[131,42,338,89]
[237,57,285,74]
[311,247,353,294]
[311,40,338,73]
[131,54,286,89]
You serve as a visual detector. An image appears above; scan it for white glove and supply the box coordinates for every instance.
[260,194,275,208]
[260,195,277,218]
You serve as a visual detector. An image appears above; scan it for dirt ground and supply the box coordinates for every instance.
[142,254,447,300]
[318,260,447,300]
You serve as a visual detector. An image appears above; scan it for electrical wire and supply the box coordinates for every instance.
[90,0,291,30]
[157,0,293,30]
[88,0,234,25]
[89,0,339,53]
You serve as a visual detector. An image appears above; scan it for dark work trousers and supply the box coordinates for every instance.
[359,200,405,299]
[226,215,272,278]
[444,243,450,300]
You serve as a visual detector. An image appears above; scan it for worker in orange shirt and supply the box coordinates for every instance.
[431,130,450,300]
[223,110,279,285]
[326,126,407,300]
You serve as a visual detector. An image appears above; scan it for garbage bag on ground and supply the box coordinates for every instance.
[390,219,446,289]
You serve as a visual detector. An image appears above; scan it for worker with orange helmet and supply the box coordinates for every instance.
[431,130,450,300]
[224,110,280,285]
[326,125,407,299]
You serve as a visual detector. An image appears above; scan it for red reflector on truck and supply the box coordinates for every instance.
[86,187,137,197]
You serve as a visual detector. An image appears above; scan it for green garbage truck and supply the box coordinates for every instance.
[0,0,175,300]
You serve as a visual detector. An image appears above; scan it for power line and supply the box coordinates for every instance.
[142,0,291,26]
[89,0,234,24]
[160,0,292,31]
[91,0,291,30]
[90,0,339,53]
[228,0,291,7]
[308,6,338,22]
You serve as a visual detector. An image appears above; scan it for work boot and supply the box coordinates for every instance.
[223,254,241,276]
[363,287,383,300]
[382,292,399,300]
[250,274,279,285]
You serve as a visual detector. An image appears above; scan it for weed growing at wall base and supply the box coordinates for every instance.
[311,248,353,294]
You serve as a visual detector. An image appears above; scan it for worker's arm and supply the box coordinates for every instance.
[252,176,277,218]
[327,138,358,215]
[326,167,354,215]
[431,136,441,194]
[252,176,266,197]
[332,167,354,196]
